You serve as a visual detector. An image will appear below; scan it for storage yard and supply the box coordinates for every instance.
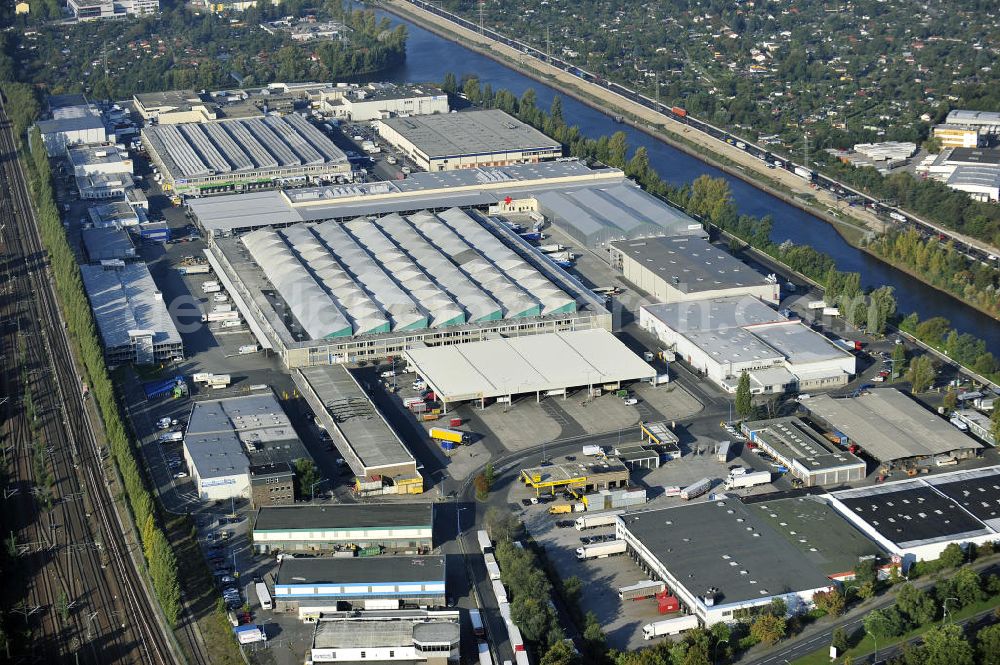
[142,114,351,196]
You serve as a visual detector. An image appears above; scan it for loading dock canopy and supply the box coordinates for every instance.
[403,329,655,403]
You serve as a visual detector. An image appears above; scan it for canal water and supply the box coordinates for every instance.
[372,8,1000,353]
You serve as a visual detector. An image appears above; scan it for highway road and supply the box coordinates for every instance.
[0,97,189,664]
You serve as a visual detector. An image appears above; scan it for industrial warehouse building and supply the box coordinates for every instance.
[745,495,888,580]
[617,499,836,626]
[293,365,422,494]
[37,103,107,156]
[274,556,446,614]
[741,417,866,487]
[403,329,656,409]
[141,114,350,197]
[79,263,182,364]
[252,503,434,555]
[318,82,450,121]
[639,296,855,394]
[376,109,562,171]
[183,393,309,501]
[186,160,705,244]
[76,172,134,200]
[805,389,982,465]
[67,144,133,177]
[309,610,461,665]
[609,236,779,304]
[88,201,146,228]
[208,205,610,367]
[826,466,1000,565]
[133,89,219,125]
[81,227,137,263]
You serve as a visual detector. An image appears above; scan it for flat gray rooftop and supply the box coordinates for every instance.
[747,494,886,576]
[293,366,415,473]
[79,263,181,350]
[948,165,1000,189]
[81,226,135,262]
[947,148,1000,165]
[750,322,852,364]
[254,503,433,532]
[946,109,1000,126]
[641,296,786,334]
[134,89,204,111]
[313,617,459,649]
[623,499,833,606]
[379,109,560,158]
[143,114,347,179]
[743,417,865,472]
[68,144,127,168]
[611,236,767,293]
[276,556,445,586]
[185,393,299,480]
[806,389,983,462]
[188,160,621,234]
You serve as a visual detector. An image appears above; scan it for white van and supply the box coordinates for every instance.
[158,431,183,443]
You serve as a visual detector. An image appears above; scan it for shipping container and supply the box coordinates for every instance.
[478,641,493,665]
[582,445,604,457]
[575,540,627,560]
[794,166,815,180]
[618,580,666,601]
[806,300,827,309]
[680,478,712,500]
[574,511,623,530]
[716,441,731,463]
[671,106,687,117]
[477,530,493,554]
[429,427,465,444]
[234,624,267,644]
[364,599,400,610]
[470,609,485,637]
[485,558,502,581]
[657,595,680,614]
[491,579,508,604]
[725,470,771,490]
[255,581,272,610]
[642,615,698,639]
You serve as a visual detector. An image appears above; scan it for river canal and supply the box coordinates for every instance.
[370,7,999,354]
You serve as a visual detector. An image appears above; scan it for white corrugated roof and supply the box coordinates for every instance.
[403,329,655,402]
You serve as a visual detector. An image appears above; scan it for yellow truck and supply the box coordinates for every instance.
[548,504,573,515]
[428,427,466,444]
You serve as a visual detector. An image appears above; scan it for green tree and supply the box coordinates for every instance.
[892,343,907,378]
[953,566,985,606]
[582,611,607,653]
[863,606,906,641]
[921,623,974,665]
[943,387,958,411]
[735,371,752,418]
[607,131,628,168]
[813,589,846,616]
[867,286,896,335]
[749,614,786,645]
[896,584,937,626]
[294,458,321,499]
[475,473,490,500]
[511,596,553,643]
[540,639,578,665]
[484,462,496,489]
[485,507,521,543]
[906,355,936,393]
[831,626,849,653]
[976,624,1000,665]
[562,575,583,607]
[938,543,966,569]
[442,72,457,94]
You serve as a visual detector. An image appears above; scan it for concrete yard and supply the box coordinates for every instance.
[474,399,564,451]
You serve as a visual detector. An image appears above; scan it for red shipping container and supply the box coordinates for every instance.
[449,418,463,427]
[658,596,680,614]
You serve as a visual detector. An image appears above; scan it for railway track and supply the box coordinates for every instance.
[0,98,183,664]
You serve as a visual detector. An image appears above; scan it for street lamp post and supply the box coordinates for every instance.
[456,507,468,539]
[870,631,878,665]
[310,479,326,502]
[943,596,959,623]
